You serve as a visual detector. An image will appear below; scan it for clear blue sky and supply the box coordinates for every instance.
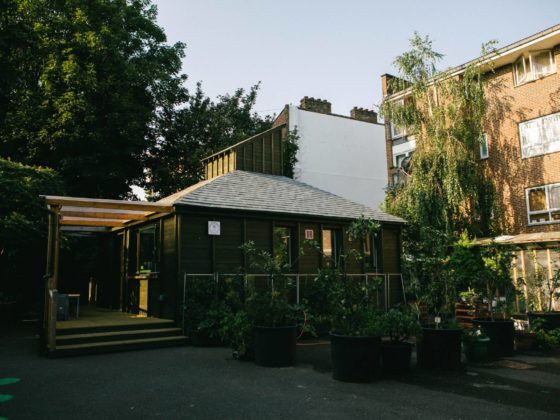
[153,0,559,117]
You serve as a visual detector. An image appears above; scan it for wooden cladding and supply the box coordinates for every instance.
[202,125,287,180]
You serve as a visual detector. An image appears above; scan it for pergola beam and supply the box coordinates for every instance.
[43,195,173,213]
[60,218,125,227]
[62,210,148,220]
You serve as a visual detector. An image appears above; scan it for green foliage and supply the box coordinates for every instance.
[0,158,64,304]
[220,310,253,356]
[381,33,498,237]
[402,226,458,322]
[311,218,384,336]
[282,128,299,178]
[517,255,560,312]
[1,0,273,199]
[449,233,515,318]
[144,83,273,199]
[531,319,560,350]
[240,241,301,328]
[0,0,188,198]
[380,308,422,343]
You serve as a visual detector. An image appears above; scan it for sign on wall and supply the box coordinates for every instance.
[304,229,314,240]
[208,221,221,236]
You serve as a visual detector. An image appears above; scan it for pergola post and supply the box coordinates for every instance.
[44,205,60,352]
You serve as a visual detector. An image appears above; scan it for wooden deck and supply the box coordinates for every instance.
[56,306,174,331]
[52,306,186,357]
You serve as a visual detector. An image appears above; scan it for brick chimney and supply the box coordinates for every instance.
[299,96,331,114]
[350,107,378,124]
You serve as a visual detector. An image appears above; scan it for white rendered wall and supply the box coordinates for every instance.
[288,105,388,210]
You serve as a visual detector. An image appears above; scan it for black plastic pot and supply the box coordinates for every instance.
[382,342,412,373]
[330,333,381,382]
[417,327,462,370]
[463,337,490,362]
[473,318,514,358]
[527,312,560,331]
[188,328,224,347]
[254,325,297,367]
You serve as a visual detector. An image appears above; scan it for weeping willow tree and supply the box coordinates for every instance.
[381,34,502,319]
[382,33,498,237]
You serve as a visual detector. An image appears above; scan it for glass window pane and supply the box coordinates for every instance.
[542,113,560,153]
[273,227,292,267]
[529,213,550,223]
[549,184,560,209]
[322,229,332,258]
[479,134,489,159]
[520,120,542,157]
[532,51,553,76]
[515,57,527,84]
[528,188,547,212]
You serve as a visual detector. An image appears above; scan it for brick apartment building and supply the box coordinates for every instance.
[381,25,560,311]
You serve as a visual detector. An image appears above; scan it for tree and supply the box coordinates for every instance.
[0,158,64,307]
[144,82,273,199]
[382,33,497,237]
[0,0,187,198]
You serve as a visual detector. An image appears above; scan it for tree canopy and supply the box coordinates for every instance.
[1,0,189,198]
[1,0,271,200]
[382,33,497,237]
[144,82,273,199]
[0,158,64,303]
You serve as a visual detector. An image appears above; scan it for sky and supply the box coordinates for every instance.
[152,0,560,118]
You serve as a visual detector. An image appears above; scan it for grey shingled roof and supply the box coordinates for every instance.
[159,170,405,224]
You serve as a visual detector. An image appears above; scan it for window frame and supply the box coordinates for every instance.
[514,50,556,86]
[272,225,297,271]
[321,227,342,268]
[479,133,489,160]
[390,99,406,140]
[519,111,560,159]
[526,182,560,226]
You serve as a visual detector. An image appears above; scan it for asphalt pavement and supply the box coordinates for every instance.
[1,325,559,420]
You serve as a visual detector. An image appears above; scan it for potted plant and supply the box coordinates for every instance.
[240,242,301,367]
[183,276,228,347]
[319,217,386,383]
[407,228,463,370]
[462,326,490,362]
[525,266,560,331]
[470,241,516,358]
[380,308,422,372]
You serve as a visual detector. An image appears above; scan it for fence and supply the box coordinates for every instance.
[181,272,405,330]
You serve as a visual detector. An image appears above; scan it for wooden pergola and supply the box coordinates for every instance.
[41,195,173,352]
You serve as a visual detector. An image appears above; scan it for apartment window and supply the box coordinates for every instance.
[519,112,560,158]
[479,133,489,159]
[322,228,341,267]
[390,99,406,139]
[514,50,556,86]
[394,153,407,168]
[526,183,560,225]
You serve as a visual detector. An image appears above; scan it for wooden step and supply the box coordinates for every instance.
[50,335,188,357]
[56,319,175,336]
[56,327,184,346]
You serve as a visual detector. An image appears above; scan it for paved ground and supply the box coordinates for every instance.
[1,325,560,420]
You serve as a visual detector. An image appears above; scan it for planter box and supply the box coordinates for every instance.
[254,325,297,367]
[417,327,462,370]
[527,312,560,331]
[473,318,514,358]
[330,333,381,382]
